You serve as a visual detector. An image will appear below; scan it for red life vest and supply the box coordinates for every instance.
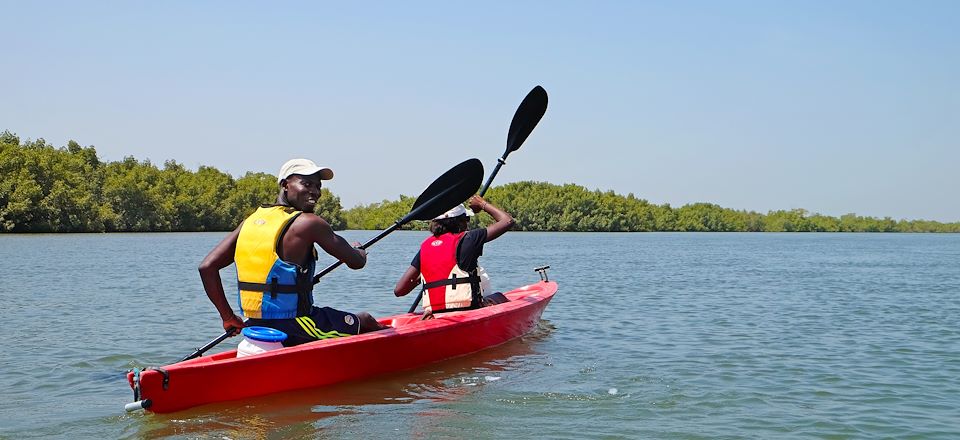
[419,232,482,314]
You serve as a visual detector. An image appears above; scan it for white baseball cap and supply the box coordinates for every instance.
[433,204,475,220]
[277,158,334,183]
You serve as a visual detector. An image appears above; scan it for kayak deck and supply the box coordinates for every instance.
[127,280,557,413]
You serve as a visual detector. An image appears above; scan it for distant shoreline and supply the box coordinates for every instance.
[3,131,959,234]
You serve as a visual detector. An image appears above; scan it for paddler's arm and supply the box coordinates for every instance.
[468,195,514,242]
[199,223,245,335]
[299,215,367,269]
[394,265,421,297]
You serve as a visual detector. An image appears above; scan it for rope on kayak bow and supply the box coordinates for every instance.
[534,265,551,282]
[131,368,141,401]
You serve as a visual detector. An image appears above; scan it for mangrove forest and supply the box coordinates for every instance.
[2,131,958,233]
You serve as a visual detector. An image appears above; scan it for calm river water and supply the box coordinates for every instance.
[0,232,958,439]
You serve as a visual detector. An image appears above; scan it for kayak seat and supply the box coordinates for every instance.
[481,292,509,306]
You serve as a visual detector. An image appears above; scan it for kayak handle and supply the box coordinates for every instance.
[124,399,152,412]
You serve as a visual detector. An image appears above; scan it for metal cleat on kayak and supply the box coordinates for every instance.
[534,265,551,282]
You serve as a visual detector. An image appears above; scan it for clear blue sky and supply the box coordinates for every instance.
[3,1,958,221]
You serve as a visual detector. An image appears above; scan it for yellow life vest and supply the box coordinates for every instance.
[235,206,317,319]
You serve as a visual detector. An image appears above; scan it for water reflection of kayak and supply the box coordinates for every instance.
[126,279,557,414]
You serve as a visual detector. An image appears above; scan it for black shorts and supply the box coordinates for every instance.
[245,306,361,347]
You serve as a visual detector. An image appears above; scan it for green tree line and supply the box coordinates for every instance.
[469,182,960,233]
[0,131,344,232]
[332,181,960,233]
[2,131,958,233]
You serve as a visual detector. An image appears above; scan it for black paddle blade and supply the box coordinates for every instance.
[505,85,548,154]
[405,158,484,222]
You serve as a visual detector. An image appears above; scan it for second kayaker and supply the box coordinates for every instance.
[393,195,515,315]
[199,158,388,347]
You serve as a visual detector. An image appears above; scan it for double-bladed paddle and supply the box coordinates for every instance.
[179,158,484,362]
[407,85,549,313]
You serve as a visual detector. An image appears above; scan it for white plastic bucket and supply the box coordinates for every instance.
[237,326,288,357]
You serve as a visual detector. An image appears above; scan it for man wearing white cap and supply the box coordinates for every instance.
[199,158,386,347]
[393,195,514,315]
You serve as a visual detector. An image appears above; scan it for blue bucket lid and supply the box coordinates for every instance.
[242,326,288,342]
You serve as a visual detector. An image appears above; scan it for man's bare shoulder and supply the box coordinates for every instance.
[288,213,332,239]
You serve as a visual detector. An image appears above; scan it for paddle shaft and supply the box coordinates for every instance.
[313,184,464,284]
[479,157,507,197]
[180,329,234,362]
[312,223,396,282]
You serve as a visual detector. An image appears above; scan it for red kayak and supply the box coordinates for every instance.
[126,279,557,413]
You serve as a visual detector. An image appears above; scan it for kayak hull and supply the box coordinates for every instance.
[127,280,557,413]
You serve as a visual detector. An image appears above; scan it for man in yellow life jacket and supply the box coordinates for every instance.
[393,195,514,315]
[199,158,387,346]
